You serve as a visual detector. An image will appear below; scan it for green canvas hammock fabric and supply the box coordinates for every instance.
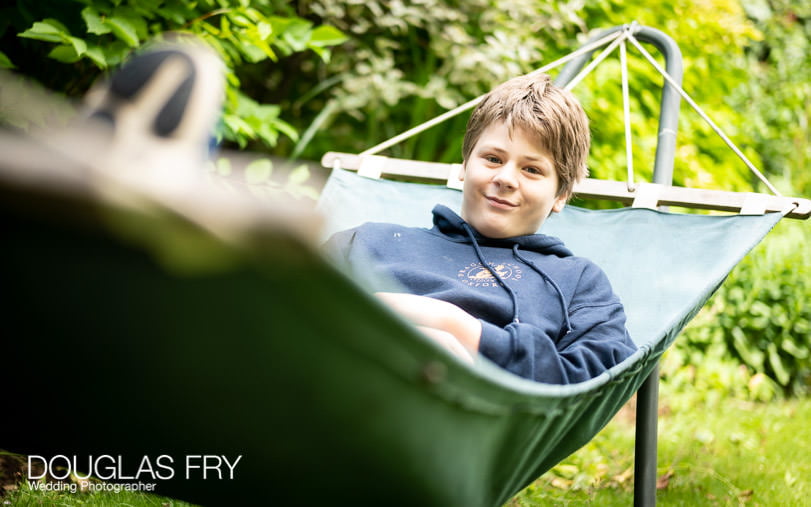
[0,149,781,506]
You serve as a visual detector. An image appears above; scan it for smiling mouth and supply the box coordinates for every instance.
[485,196,518,209]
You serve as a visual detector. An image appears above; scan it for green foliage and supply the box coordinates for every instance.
[570,0,762,190]
[284,0,765,195]
[655,2,811,399]
[288,0,585,161]
[3,0,346,149]
[737,0,811,195]
[675,219,811,397]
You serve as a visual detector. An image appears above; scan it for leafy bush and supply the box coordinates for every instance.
[285,0,580,161]
[279,0,764,195]
[2,0,346,149]
[737,0,811,195]
[671,218,811,398]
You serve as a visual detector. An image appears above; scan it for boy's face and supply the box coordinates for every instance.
[460,121,566,238]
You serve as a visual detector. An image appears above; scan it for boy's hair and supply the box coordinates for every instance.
[462,73,590,199]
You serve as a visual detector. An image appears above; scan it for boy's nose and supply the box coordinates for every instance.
[492,164,518,190]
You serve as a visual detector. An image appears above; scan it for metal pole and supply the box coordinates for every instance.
[555,24,684,507]
[634,364,660,507]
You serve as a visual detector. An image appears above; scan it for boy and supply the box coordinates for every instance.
[325,73,638,383]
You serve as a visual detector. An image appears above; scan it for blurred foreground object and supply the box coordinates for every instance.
[0,40,323,266]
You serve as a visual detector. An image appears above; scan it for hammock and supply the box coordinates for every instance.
[1,24,808,507]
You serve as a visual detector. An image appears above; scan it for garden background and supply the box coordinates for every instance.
[1,0,809,504]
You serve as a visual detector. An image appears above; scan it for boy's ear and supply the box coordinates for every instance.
[459,161,466,181]
[551,193,567,213]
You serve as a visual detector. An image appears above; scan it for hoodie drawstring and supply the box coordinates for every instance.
[460,222,573,337]
[461,223,521,324]
[512,245,573,336]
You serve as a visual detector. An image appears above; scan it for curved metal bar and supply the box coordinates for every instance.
[555,23,683,187]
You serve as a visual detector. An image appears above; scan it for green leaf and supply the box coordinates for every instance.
[781,337,809,359]
[287,164,310,185]
[82,7,111,35]
[112,7,149,39]
[308,46,330,63]
[223,117,253,136]
[18,20,70,43]
[220,15,232,37]
[105,16,140,47]
[244,43,271,63]
[275,17,313,52]
[244,158,273,184]
[271,117,299,142]
[68,36,87,57]
[732,326,764,369]
[229,13,253,28]
[199,22,221,36]
[214,157,232,177]
[767,343,790,386]
[18,29,62,44]
[256,20,272,40]
[156,5,190,25]
[308,25,347,48]
[48,45,81,64]
[84,45,108,69]
[0,51,15,69]
[45,18,70,33]
[127,0,162,20]
[101,41,131,68]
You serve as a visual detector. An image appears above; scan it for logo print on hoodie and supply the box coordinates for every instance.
[458,262,523,287]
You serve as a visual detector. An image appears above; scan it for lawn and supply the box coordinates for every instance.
[512,394,811,506]
[3,394,809,506]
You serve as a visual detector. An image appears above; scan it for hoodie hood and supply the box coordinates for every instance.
[431,204,573,257]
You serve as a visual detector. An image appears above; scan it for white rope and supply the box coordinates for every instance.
[626,35,782,196]
[620,38,636,191]
[563,29,630,91]
[359,29,627,156]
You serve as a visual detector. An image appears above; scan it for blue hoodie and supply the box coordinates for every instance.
[324,204,637,384]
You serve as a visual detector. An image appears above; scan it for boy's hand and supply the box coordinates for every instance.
[414,326,475,364]
[375,292,482,360]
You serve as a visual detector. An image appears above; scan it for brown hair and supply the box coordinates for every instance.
[462,73,590,199]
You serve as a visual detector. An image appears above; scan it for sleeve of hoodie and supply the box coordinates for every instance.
[477,261,638,384]
[321,227,406,293]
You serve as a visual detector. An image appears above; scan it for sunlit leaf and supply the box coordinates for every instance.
[105,16,140,48]
[18,20,69,43]
[0,51,15,69]
[245,158,273,184]
[48,45,81,64]
[82,7,111,35]
[287,164,310,185]
[308,25,348,47]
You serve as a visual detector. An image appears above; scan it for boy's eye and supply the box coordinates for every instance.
[485,155,501,164]
[524,166,542,175]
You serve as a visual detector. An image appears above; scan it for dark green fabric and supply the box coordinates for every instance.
[1,167,780,506]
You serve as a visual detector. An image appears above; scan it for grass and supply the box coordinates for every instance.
[510,395,811,506]
[2,395,809,506]
[2,488,193,506]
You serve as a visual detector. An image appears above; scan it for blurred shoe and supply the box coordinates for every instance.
[79,41,224,191]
